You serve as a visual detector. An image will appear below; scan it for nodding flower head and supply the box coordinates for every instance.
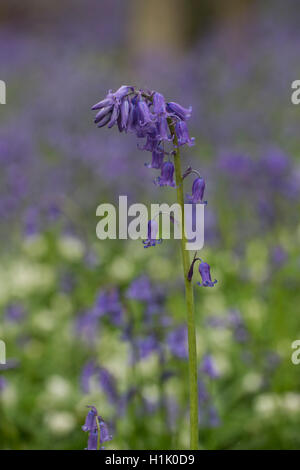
[187,257,217,287]
[145,149,165,169]
[92,85,134,129]
[175,120,195,147]
[143,219,162,248]
[187,177,207,204]
[155,161,176,187]
[197,261,217,287]
[166,101,192,121]
[82,406,112,450]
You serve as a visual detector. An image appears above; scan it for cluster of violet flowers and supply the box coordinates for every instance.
[92,85,216,286]
[82,406,112,450]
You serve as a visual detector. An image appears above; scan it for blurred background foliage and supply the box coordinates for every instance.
[0,0,300,450]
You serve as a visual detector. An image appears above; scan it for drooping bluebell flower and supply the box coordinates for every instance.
[187,257,217,287]
[82,406,112,450]
[82,405,98,432]
[167,326,188,359]
[92,85,134,130]
[150,92,172,142]
[186,177,207,204]
[139,133,160,152]
[87,429,99,450]
[145,149,164,169]
[175,120,195,147]
[143,219,162,248]
[201,354,219,379]
[155,161,176,187]
[166,102,192,121]
[94,106,113,125]
[152,92,167,115]
[98,417,112,443]
[157,116,171,141]
[197,261,217,287]
[137,98,154,127]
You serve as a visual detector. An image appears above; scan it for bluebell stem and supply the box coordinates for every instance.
[91,85,218,449]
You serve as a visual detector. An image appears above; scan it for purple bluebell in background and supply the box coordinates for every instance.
[201,354,219,379]
[126,276,153,302]
[167,326,188,359]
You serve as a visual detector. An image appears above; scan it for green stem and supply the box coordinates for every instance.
[96,414,101,450]
[168,121,199,450]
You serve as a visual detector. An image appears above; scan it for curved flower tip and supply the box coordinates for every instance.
[197,261,217,287]
[92,85,134,129]
[143,219,162,248]
[166,101,192,121]
[154,161,176,188]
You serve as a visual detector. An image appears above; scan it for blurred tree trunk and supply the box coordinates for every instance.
[128,0,187,58]
[213,0,254,58]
